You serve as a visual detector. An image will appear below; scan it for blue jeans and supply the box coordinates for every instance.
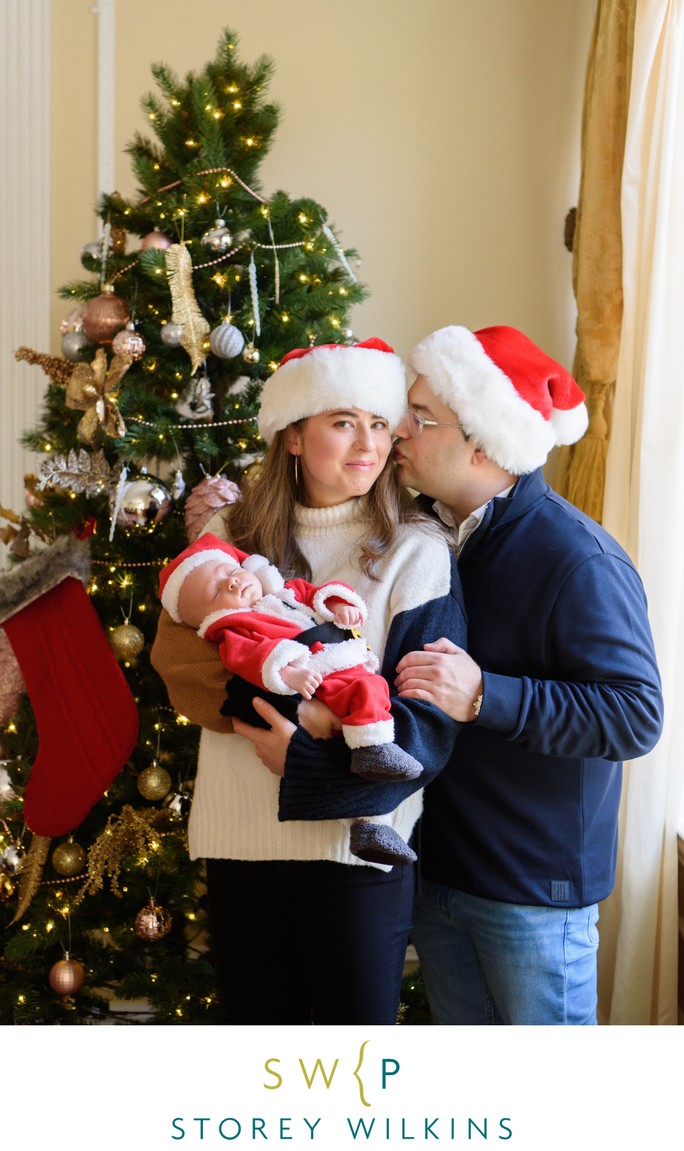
[411,879,599,1025]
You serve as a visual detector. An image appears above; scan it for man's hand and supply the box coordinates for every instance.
[232,699,297,776]
[395,638,483,722]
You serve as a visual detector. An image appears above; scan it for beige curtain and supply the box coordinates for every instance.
[599,0,684,1026]
[556,0,635,521]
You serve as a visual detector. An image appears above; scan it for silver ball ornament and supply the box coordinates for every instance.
[81,240,103,261]
[0,843,26,875]
[60,305,86,335]
[112,474,172,534]
[0,763,16,803]
[209,322,245,360]
[163,789,193,820]
[201,218,233,251]
[61,330,95,362]
[161,322,183,347]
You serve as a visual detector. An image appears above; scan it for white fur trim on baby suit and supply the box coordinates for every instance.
[261,640,312,695]
[342,719,395,749]
[307,636,378,677]
[312,583,367,622]
[161,548,235,624]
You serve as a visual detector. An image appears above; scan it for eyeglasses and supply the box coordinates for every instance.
[404,408,463,438]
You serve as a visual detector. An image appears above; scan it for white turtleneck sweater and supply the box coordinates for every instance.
[188,498,459,868]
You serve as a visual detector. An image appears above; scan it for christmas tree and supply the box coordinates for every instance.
[0,28,368,1024]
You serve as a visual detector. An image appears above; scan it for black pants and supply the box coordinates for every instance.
[205,857,415,1025]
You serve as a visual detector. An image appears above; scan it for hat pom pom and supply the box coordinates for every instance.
[242,555,285,595]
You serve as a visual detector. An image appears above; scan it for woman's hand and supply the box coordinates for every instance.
[232,698,297,777]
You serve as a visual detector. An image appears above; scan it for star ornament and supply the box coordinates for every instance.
[66,347,130,443]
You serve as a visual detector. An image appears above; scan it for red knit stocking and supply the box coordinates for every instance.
[0,540,139,836]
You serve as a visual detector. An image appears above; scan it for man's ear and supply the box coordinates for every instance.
[472,446,490,467]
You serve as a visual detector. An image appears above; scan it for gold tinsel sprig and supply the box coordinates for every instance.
[15,346,75,386]
[74,805,173,904]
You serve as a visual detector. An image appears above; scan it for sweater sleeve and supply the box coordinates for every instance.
[477,552,663,760]
[278,550,467,821]
[150,608,235,734]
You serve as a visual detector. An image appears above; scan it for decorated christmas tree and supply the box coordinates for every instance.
[0,28,367,1024]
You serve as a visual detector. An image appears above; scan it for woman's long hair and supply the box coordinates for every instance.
[224,426,439,581]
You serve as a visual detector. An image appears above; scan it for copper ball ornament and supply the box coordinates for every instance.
[82,285,129,345]
[141,230,171,251]
[49,954,85,995]
[209,322,245,360]
[110,622,145,661]
[112,322,146,361]
[137,763,172,801]
[134,898,172,941]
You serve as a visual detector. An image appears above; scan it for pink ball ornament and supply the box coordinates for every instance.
[141,230,171,251]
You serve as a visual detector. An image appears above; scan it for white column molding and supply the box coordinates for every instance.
[0,0,52,552]
[95,0,116,207]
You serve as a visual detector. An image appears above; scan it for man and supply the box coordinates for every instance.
[392,324,664,1025]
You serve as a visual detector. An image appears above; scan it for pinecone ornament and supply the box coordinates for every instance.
[184,475,241,542]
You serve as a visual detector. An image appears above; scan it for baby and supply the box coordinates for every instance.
[159,533,423,867]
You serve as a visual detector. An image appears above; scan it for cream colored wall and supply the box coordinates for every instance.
[51,0,595,369]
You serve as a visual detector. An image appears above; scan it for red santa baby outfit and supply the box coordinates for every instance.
[159,533,413,757]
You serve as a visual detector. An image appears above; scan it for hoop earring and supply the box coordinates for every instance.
[294,455,300,488]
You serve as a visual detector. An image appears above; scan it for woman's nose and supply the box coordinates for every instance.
[355,423,374,448]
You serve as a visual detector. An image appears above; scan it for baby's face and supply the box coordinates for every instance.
[178,558,263,628]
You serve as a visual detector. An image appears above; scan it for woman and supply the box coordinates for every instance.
[151,337,466,1024]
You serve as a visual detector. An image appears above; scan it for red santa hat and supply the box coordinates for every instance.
[408,325,588,474]
[158,533,284,624]
[257,337,407,444]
